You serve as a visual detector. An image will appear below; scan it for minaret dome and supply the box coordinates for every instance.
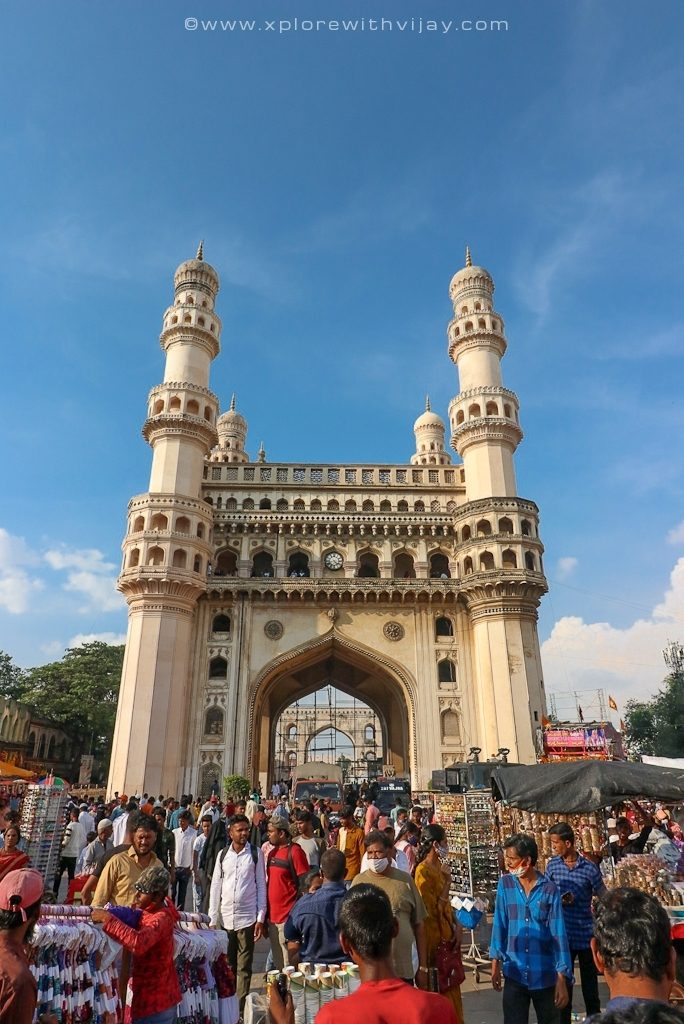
[214,394,249,463]
[411,396,452,466]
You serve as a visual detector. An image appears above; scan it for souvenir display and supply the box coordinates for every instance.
[21,783,70,884]
[433,794,471,896]
[464,793,501,903]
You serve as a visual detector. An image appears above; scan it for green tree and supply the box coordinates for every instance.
[20,642,124,774]
[222,774,250,800]
[0,650,27,702]
[625,641,684,757]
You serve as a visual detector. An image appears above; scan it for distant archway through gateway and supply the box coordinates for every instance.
[246,632,417,788]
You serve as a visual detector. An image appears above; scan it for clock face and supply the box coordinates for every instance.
[324,551,343,571]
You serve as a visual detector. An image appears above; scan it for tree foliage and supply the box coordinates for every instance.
[0,643,124,773]
[0,651,26,702]
[625,641,684,757]
[223,774,250,800]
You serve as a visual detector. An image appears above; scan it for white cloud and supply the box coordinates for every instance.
[44,547,116,573]
[68,631,127,648]
[0,527,40,569]
[0,572,44,615]
[63,572,124,613]
[555,557,578,581]
[542,558,684,707]
[44,544,122,613]
[0,528,44,614]
[668,521,684,546]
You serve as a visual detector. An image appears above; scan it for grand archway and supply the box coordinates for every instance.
[246,631,416,788]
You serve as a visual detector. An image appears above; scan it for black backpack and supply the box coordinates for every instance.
[218,841,259,879]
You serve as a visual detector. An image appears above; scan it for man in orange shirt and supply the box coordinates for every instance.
[336,806,365,881]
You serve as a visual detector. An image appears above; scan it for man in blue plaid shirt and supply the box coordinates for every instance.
[490,834,572,1024]
[545,822,605,1024]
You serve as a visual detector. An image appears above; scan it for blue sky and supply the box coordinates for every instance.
[1,0,683,720]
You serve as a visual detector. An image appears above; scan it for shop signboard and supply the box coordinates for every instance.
[544,727,607,753]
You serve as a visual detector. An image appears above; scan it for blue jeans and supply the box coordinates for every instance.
[134,1008,177,1024]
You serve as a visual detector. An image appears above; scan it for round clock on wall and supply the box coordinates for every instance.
[324,551,343,571]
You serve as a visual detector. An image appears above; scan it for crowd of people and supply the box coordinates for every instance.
[2,784,684,1024]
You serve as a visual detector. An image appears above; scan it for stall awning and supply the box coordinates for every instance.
[490,760,684,813]
[0,759,37,780]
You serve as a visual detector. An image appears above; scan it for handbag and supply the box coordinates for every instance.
[435,935,465,993]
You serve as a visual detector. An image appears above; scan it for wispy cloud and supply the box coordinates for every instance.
[555,557,578,581]
[514,171,648,323]
[668,521,684,546]
[292,177,433,255]
[591,324,684,363]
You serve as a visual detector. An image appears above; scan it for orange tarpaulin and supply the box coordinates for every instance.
[0,760,36,779]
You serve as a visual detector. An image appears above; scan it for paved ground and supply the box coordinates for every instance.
[250,934,610,1022]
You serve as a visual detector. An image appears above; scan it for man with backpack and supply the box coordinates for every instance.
[266,817,309,969]
[208,814,267,1015]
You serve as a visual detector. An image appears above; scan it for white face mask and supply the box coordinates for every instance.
[508,865,526,878]
[369,857,389,874]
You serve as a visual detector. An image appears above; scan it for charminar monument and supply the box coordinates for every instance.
[107,245,549,798]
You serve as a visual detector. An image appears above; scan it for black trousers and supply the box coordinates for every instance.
[560,947,600,1024]
[173,867,191,909]
[503,977,558,1024]
[54,856,77,894]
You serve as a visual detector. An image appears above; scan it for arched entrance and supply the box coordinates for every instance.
[246,632,416,788]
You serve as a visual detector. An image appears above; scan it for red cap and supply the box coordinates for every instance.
[0,869,44,921]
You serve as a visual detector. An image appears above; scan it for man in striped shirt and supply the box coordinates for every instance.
[490,833,572,1024]
[546,822,605,1023]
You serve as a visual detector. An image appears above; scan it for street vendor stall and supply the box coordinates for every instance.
[492,760,684,920]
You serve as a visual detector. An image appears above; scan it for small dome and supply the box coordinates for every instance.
[217,394,247,432]
[174,243,220,295]
[413,396,445,432]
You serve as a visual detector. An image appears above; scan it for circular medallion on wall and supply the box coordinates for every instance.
[383,621,405,641]
[264,620,284,640]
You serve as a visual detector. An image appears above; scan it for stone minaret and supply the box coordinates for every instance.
[448,248,548,762]
[108,245,221,797]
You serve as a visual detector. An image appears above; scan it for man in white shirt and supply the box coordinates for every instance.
[54,807,87,895]
[172,811,197,909]
[112,800,138,847]
[199,794,220,823]
[79,803,96,835]
[208,813,266,1015]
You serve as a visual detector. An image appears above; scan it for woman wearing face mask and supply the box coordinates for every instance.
[414,825,464,1023]
[395,821,421,874]
[351,829,428,988]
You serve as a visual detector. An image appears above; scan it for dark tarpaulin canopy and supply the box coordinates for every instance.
[490,761,684,813]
